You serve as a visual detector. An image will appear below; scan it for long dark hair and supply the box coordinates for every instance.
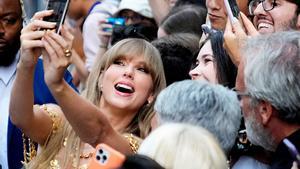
[200,30,237,88]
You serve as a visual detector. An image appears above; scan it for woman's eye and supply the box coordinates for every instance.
[137,67,149,73]
[203,58,213,64]
[113,60,125,66]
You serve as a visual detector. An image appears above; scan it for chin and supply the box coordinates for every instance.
[258,27,275,35]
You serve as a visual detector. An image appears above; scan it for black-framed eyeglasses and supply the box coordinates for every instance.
[248,0,278,16]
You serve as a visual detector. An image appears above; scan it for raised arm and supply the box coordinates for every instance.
[42,25,133,154]
[148,0,171,24]
[9,10,57,145]
[223,13,259,66]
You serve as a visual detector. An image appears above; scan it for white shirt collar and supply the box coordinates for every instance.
[0,51,19,85]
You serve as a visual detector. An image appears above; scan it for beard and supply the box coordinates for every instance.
[244,109,277,152]
[278,13,298,32]
[0,40,20,67]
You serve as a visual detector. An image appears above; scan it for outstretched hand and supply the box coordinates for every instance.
[20,10,56,68]
[42,26,74,89]
[223,12,259,66]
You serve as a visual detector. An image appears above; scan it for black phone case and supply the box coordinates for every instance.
[43,0,70,33]
[228,0,240,18]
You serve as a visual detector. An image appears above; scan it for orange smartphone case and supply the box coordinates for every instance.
[88,143,125,169]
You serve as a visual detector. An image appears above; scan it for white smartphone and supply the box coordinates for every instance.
[224,0,240,24]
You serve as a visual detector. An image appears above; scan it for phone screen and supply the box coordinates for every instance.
[43,0,70,33]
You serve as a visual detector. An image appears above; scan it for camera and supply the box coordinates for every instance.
[103,18,125,32]
[106,18,126,26]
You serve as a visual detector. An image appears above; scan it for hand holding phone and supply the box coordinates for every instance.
[283,139,300,167]
[224,0,240,24]
[103,18,125,32]
[88,144,125,169]
[43,0,70,33]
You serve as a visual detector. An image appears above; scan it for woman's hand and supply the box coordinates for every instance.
[42,26,74,89]
[20,10,56,68]
[98,18,113,47]
[223,12,259,66]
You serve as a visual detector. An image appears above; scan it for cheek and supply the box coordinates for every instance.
[6,24,22,42]
[206,64,218,83]
[137,75,153,92]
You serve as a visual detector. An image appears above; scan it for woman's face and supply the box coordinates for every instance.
[189,40,218,84]
[99,55,154,113]
[119,10,145,25]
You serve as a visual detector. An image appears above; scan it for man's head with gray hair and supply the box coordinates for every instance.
[155,80,241,155]
[236,31,300,152]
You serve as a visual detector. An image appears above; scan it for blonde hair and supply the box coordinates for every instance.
[26,39,165,168]
[83,38,166,138]
[138,123,228,169]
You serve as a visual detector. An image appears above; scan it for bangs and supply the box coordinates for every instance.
[104,39,160,79]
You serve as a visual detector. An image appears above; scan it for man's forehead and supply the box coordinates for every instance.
[0,0,22,13]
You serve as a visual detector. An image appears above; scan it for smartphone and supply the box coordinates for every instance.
[283,138,300,166]
[43,0,70,33]
[88,143,125,169]
[224,0,240,23]
[103,18,126,32]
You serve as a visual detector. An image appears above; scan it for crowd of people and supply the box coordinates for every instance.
[0,0,300,169]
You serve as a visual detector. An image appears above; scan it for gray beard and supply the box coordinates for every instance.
[244,111,277,152]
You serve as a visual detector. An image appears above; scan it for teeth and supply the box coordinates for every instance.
[117,84,132,90]
[115,83,134,93]
[258,22,270,29]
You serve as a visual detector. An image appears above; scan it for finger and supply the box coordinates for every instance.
[21,30,46,41]
[99,18,108,24]
[47,31,69,52]
[43,35,58,62]
[60,26,74,45]
[225,17,234,35]
[44,33,65,59]
[41,47,51,67]
[32,10,54,20]
[21,40,44,50]
[101,23,113,28]
[231,18,247,37]
[240,12,259,36]
[23,20,56,32]
[99,30,113,36]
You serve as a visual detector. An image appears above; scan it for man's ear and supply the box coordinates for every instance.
[296,13,300,30]
[258,101,273,126]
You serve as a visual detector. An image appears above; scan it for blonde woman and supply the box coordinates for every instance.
[138,123,228,169]
[9,10,166,168]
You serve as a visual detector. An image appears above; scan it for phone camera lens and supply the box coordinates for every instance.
[99,149,103,154]
[103,155,107,161]
[96,155,101,161]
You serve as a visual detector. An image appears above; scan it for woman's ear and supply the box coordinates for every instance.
[147,94,154,104]
[97,73,104,91]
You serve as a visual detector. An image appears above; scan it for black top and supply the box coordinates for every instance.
[271,129,300,169]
